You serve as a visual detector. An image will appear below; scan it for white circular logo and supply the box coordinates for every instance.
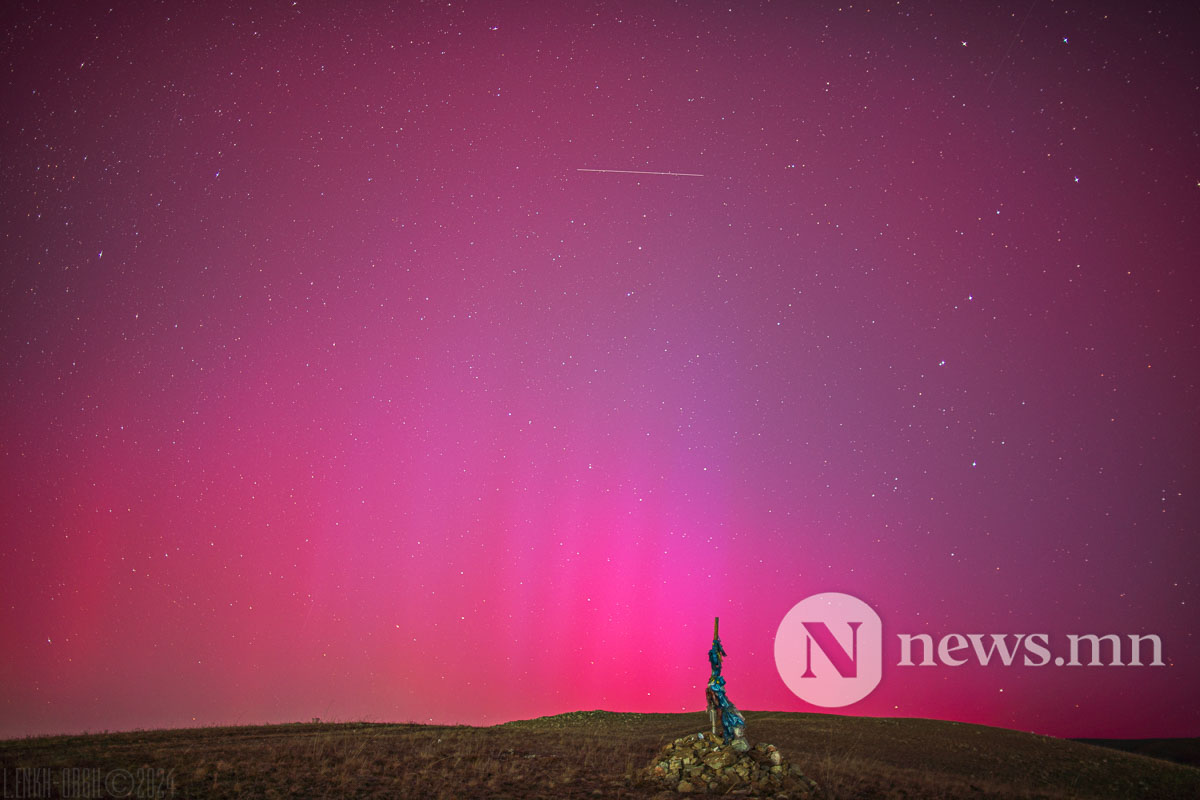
[775,592,883,707]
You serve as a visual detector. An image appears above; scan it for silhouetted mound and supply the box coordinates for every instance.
[642,731,819,796]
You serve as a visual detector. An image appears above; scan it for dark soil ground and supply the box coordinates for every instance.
[2,710,1197,799]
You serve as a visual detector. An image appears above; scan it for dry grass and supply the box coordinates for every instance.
[1,710,1196,799]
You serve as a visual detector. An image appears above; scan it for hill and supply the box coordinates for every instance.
[1070,737,1200,768]
[2,710,1197,798]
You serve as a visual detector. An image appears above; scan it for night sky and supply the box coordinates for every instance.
[2,1,1197,740]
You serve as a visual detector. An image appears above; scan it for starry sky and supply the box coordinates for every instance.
[2,1,1197,741]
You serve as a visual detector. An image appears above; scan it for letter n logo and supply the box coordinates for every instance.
[801,621,862,678]
[775,593,882,707]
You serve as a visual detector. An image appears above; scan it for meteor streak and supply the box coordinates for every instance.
[576,168,704,177]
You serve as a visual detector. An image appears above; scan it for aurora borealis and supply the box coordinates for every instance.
[2,1,1197,740]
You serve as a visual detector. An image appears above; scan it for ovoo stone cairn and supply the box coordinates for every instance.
[644,732,819,796]
[641,618,819,796]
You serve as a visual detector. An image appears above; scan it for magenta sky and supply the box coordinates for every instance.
[2,2,1197,740]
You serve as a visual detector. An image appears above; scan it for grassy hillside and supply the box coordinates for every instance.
[1,710,1197,799]
[1072,737,1200,769]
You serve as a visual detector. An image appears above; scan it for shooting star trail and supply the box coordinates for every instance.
[576,168,704,177]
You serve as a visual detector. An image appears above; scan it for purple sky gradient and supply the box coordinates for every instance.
[2,1,1197,739]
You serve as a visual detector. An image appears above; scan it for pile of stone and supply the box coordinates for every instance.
[642,732,819,796]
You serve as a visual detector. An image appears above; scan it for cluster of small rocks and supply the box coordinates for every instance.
[643,732,819,796]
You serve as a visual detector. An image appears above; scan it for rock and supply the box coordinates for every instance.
[676,779,695,793]
[702,749,737,770]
